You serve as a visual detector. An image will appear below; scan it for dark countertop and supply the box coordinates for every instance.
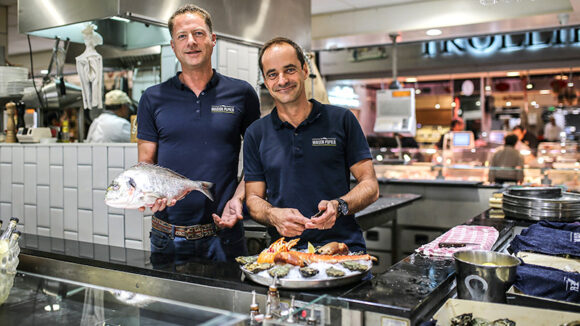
[17,210,514,325]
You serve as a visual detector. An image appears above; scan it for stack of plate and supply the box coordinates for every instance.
[502,187,580,221]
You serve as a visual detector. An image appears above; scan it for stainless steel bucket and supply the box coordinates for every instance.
[453,250,521,303]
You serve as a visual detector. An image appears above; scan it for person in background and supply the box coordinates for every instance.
[86,90,131,143]
[512,125,538,151]
[436,118,464,149]
[543,116,563,142]
[244,37,379,252]
[136,4,260,262]
[488,134,524,184]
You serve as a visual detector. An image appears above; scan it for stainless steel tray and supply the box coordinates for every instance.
[240,261,371,289]
[506,186,562,198]
[502,191,580,221]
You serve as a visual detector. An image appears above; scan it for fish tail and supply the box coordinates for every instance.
[195,181,214,201]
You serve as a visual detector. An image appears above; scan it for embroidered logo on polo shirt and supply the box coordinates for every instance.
[312,137,337,146]
[211,105,236,114]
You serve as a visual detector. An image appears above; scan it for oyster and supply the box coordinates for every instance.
[341,261,369,272]
[244,262,273,274]
[490,319,516,326]
[325,267,345,277]
[299,267,319,278]
[450,313,473,326]
[268,264,291,278]
[235,255,257,265]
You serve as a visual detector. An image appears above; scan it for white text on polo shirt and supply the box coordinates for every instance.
[312,137,337,146]
[211,105,236,114]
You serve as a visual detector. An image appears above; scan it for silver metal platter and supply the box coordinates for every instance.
[240,260,371,289]
[506,186,562,198]
[502,191,580,221]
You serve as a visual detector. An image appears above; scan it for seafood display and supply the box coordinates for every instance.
[105,163,213,209]
[239,238,373,289]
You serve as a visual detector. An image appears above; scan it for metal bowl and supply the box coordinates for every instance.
[453,250,521,303]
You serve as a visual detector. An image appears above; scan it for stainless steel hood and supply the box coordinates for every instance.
[18,0,311,50]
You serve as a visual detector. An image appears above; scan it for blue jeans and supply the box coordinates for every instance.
[149,228,227,264]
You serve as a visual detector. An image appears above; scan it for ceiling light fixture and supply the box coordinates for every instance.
[506,71,520,77]
[405,77,417,83]
[426,29,442,36]
[539,90,551,95]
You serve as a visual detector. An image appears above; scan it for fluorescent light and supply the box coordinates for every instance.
[476,101,481,106]
[426,29,442,36]
[506,71,520,77]
[506,101,512,107]
[531,101,537,106]
[40,69,48,75]
[405,77,417,83]
[110,16,130,23]
[451,102,456,107]
[485,85,492,91]
[526,83,533,89]
[435,103,441,109]
[415,89,422,94]
[539,89,551,95]
[568,82,574,87]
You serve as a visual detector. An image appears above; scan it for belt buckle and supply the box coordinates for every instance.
[185,225,202,240]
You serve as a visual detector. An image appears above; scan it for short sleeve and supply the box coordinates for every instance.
[241,84,260,137]
[136,91,158,142]
[243,124,265,182]
[344,110,372,168]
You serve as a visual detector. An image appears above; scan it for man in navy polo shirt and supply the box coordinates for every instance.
[244,37,379,252]
[137,4,260,262]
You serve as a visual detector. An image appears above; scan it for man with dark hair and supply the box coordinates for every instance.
[244,37,379,252]
[86,90,131,143]
[137,4,260,261]
[512,125,538,151]
[488,134,524,184]
[436,118,464,149]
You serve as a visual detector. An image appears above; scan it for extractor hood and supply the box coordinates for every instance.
[18,0,312,50]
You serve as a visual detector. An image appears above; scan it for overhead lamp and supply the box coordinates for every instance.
[485,85,492,91]
[451,102,456,107]
[405,77,417,83]
[426,29,442,36]
[568,82,574,87]
[506,101,512,107]
[526,82,534,90]
[506,71,520,77]
[539,89,551,95]
[531,101,537,106]
[476,101,481,106]
[435,103,441,109]
[415,89,422,95]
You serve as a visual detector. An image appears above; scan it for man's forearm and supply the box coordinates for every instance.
[341,178,379,214]
[232,180,245,201]
[246,194,274,226]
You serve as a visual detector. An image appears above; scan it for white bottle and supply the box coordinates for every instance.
[0,217,19,241]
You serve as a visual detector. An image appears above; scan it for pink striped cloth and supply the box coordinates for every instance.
[416,225,499,258]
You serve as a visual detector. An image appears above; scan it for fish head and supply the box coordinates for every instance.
[105,174,142,209]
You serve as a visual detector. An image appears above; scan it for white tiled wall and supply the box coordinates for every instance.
[0,143,149,250]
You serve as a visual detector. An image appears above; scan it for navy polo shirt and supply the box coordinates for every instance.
[137,71,260,238]
[243,100,372,252]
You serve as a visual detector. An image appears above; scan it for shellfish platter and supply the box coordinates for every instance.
[236,239,375,289]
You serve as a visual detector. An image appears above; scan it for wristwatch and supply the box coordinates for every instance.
[334,198,349,217]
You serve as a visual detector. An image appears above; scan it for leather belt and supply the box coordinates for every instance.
[152,216,216,240]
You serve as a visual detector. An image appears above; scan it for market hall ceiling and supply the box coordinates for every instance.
[311,0,580,50]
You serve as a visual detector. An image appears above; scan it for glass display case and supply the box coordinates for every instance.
[0,272,247,325]
[371,141,580,191]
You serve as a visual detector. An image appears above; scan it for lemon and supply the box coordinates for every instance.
[307,242,315,254]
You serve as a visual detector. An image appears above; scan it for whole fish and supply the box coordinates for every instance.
[105,163,213,209]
